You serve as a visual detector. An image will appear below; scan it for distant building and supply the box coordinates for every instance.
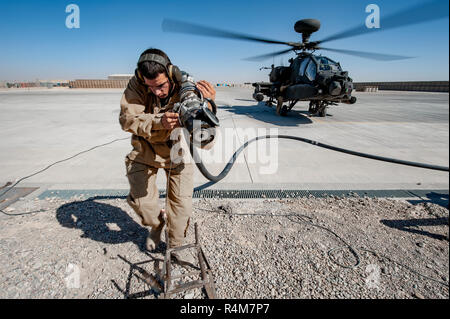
[354,81,449,93]
[108,74,134,81]
[69,74,134,88]
[2,80,71,89]
[39,79,70,88]
[69,79,130,88]
[46,79,70,85]
[216,83,235,87]
[216,83,252,88]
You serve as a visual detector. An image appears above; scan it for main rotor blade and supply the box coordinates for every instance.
[319,0,449,44]
[162,19,296,46]
[320,47,413,61]
[244,48,294,61]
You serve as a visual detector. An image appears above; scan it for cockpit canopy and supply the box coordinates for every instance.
[292,54,344,84]
[297,57,317,82]
[316,56,342,72]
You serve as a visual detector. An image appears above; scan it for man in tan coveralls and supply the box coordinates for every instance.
[119,48,216,264]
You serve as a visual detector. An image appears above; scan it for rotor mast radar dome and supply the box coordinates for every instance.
[294,19,321,43]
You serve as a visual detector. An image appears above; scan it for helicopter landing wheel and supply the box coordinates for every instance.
[308,101,319,115]
[318,106,327,117]
[276,98,283,116]
[317,101,328,117]
[309,101,327,117]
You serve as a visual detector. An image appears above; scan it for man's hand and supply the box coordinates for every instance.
[161,112,180,130]
[196,80,216,111]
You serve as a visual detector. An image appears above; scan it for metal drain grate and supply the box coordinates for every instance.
[0,187,39,210]
[37,189,448,200]
[191,189,449,199]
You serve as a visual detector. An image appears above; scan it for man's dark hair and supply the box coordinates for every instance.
[137,48,171,80]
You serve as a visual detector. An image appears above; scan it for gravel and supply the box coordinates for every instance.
[0,194,448,299]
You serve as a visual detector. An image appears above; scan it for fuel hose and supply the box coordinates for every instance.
[189,134,449,183]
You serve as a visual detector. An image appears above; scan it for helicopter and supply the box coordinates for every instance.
[250,20,358,117]
[161,1,448,117]
[252,50,356,117]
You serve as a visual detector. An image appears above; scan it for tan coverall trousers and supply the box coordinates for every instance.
[125,158,194,248]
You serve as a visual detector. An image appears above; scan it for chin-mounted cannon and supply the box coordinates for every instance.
[173,73,220,147]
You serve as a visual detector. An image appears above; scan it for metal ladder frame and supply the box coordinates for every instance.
[160,223,217,299]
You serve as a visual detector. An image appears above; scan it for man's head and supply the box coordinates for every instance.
[137,48,172,99]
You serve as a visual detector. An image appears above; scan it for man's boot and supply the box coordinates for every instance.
[146,209,165,251]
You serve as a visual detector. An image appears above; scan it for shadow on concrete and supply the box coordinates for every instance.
[380,217,449,241]
[56,196,149,252]
[219,103,314,126]
[407,191,449,209]
[111,254,164,299]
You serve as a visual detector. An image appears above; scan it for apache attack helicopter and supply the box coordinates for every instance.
[162,1,448,117]
[250,19,359,117]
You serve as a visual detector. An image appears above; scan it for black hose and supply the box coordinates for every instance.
[190,134,449,183]
[0,137,129,200]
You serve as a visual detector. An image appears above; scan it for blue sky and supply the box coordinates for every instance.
[0,0,448,83]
